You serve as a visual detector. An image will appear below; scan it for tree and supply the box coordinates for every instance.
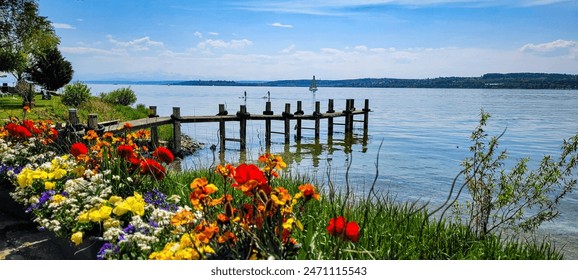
[0,0,60,81]
[26,47,73,91]
[61,81,91,108]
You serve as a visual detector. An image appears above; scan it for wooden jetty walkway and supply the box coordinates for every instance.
[69,98,371,156]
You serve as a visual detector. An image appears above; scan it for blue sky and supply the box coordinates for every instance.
[25,0,578,81]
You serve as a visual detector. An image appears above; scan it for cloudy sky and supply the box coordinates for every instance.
[30,0,578,81]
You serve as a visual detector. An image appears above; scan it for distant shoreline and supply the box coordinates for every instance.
[84,72,578,90]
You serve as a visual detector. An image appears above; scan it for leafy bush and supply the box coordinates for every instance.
[451,110,578,237]
[100,87,137,106]
[61,81,91,108]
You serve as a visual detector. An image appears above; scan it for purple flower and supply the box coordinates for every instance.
[143,189,178,211]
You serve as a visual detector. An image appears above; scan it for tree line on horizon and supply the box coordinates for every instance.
[171,73,578,90]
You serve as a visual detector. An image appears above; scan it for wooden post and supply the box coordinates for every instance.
[327,99,334,139]
[218,104,226,151]
[345,99,355,134]
[68,108,79,126]
[87,114,98,130]
[283,103,291,145]
[239,105,247,151]
[172,107,182,156]
[295,101,303,141]
[363,99,370,134]
[314,101,321,140]
[149,106,159,148]
[264,101,272,148]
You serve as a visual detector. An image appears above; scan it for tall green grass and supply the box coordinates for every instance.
[156,166,563,260]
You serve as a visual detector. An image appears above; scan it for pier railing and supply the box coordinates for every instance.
[66,98,371,156]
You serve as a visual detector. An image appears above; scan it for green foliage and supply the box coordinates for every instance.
[61,81,92,108]
[26,47,73,91]
[99,87,137,106]
[455,110,578,237]
[0,0,59,81]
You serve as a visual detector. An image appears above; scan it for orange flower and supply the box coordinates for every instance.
[170,210,195,227]
[189,177,218,210]
[23,105,30,113]
[215,164,235,178]
[122,122,133,130]
[298,184,321,201]
[83,130,99,140]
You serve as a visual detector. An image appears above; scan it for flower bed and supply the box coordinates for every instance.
[1,117,356,260]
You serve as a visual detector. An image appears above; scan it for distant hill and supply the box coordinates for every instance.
[116,73,578,90]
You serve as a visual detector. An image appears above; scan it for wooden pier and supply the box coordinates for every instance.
[69,98,371,156]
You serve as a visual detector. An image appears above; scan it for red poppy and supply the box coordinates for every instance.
[117,144,135,160]
[152,146,174,164]
[326,216,347,236]
[232,164,268,193]
[344,221,360,243]
[70,142,89,158]
[140,158,166,180]
[326,216,360,243]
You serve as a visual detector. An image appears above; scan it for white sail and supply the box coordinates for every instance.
[309,75,318,93]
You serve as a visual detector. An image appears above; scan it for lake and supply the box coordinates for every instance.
[88,84,578,257]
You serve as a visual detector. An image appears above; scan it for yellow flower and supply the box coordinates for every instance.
[44,181,56,190]
[71,231,83,246]
[71,166,85,177]
[51,194,66,204]
[49,168,67,180]
[77,211,89,223]
[112,192,145,216]
[89,205,113,222]
[16,168,33,188]
[282,218,295,230]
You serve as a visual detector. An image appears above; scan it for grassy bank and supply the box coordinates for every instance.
[0,94,150,123]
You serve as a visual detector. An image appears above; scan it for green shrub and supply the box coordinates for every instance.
[100,87,137,106]
[61,81,91,108]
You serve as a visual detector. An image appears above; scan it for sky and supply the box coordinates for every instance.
[13,0,578,81]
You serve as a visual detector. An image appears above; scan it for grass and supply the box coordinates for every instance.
[1,93,151,124]
[155,167,563,260]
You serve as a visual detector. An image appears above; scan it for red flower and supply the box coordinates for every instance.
[70,142,89,158]
[152,146,174,164]
[232,163,268,193]
[344,221,360,243]
[326,216,360,243]
[326,216,347,236]
[117,144,135,160]
[49,128,58,141]
[140,158,166,180]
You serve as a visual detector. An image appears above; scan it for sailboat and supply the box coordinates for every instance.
[309,75,318,93]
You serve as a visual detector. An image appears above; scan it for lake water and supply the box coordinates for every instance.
[88,84,578,257]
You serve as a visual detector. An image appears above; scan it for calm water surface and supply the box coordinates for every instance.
[89,84,578,257]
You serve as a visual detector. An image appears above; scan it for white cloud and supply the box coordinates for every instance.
[520,39,577,53]
[106,35,164,51]
[52,23,75,29]
[194,31,203,38]
[271,22,294,28]
[197,39,254,50]
[280,44,296,53]
[208,32,220,36]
